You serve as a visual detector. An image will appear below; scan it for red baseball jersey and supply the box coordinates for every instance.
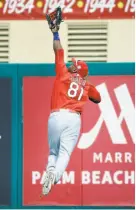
[51,49,101,113]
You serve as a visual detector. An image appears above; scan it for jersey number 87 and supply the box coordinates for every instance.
[68,82,83,101]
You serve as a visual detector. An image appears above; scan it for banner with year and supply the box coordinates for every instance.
[0,0,135,20]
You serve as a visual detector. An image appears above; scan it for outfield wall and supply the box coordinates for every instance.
[0,63,135,209]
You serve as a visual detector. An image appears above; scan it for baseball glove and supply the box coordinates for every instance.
[46,7,63,33]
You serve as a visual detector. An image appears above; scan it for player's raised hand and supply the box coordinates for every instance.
[46,7,63,33]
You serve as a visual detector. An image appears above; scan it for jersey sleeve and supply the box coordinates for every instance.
[88,84,101,103]
[55,49,67,76]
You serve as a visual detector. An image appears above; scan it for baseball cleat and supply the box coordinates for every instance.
[42,171,55,196]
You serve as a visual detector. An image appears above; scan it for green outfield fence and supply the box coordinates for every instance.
[0,63,135,209]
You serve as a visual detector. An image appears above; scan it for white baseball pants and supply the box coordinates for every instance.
[46,109,81,183]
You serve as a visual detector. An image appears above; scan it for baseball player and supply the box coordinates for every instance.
[42,8,101,196]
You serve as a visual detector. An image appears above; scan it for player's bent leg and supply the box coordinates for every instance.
[42,112,62,195]
[46,152,57,171]
[55,113,81,183]
[55,148,70,183]
[46,113,61,171]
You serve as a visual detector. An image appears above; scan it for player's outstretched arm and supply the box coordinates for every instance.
[46,7,63,53]
[46,7,65,73]
[52,30,65,67]
[53,32,63,52]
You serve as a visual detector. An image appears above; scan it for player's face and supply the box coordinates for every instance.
[68,65,77,73]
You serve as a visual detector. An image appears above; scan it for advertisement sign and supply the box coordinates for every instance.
[23,76,134,206]
[0,78,11,205]
[0,0,135,20]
